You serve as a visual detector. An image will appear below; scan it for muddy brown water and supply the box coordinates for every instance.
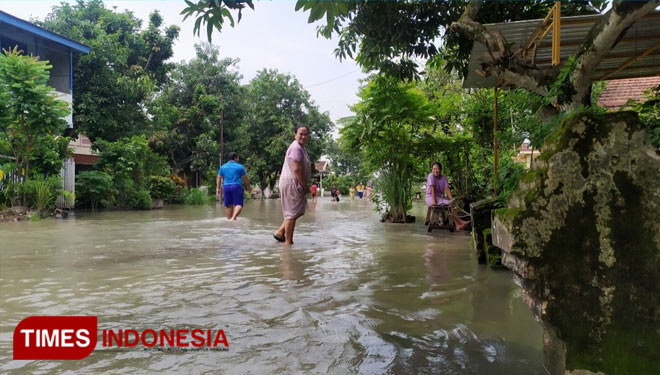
[0,199,545,374]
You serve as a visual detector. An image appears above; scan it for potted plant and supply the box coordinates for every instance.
[147,176,175,209]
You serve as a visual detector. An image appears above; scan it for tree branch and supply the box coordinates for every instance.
[451,3,556,97]
[567,0,660,110]
[459,0,483,23]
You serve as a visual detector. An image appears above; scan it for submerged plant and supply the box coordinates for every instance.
[374,167,412,222]
[33,175,59,212]
[183,188,206,205]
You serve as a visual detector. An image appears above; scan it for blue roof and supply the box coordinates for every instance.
[0,10,90,54]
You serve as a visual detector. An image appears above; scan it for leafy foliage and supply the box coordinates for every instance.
[341,75,434,221]
[294,0,601,80]
[130,189,152,210]
[0,47,70,207]
[149,43,245,183]
[40,0,180,141]
[182,188,206,205]
[323,174,362,196]
[31,175,61,212]
[325,133,364,177]
[147,176,176,200]
[624,86,660,149]
[75,171,114,210]
[92,135,167,207]
[237,69,333,190]
[181,0,254,41]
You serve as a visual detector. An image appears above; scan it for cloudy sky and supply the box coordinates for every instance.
[0,0,367,125]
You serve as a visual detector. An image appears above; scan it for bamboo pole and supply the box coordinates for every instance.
[493,86,499,197]
[552,1,561,66]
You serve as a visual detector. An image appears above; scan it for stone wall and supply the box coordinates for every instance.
[492,111,660,375]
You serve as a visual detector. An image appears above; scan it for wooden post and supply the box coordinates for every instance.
[493,86,499,196]
[552,1,561,66]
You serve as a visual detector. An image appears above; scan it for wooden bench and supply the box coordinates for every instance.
[425,204,455,233]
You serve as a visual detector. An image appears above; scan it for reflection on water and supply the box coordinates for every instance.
[0,199,544,374]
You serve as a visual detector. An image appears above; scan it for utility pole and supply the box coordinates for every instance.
[219,97,224,167]
[218,97,224,200]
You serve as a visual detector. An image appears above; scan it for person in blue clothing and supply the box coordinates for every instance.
[216,152,252,220]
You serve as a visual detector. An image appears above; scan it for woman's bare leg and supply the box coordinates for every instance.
[284,218,296,245]
[274,221,286,239]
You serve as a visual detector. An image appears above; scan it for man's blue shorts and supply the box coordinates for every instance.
[223,184,244,207]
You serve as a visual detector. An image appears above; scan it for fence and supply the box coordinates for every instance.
[55,158,75,208]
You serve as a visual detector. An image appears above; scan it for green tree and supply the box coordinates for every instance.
[93,135,167,207]
[184,1,600,80]
[325,126,365,177]
[0,48,69,190]
[149,43,245,184]
[341,75,435,222]
[238,69,333,190]
[41,0,180,141]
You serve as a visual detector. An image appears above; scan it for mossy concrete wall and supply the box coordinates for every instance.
[492,111,660,375]
[469,197,497,264]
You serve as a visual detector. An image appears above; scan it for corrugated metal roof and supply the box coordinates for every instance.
[463,11,660,88]
[0,10,90,54]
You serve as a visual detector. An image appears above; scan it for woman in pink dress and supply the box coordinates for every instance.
[426,162,452,206]
[426,162,470,231]
[273,124,312,245]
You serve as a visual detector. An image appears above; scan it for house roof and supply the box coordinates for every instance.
[463,11,660,88]
[598,77,660,109]
[0,10,90,54]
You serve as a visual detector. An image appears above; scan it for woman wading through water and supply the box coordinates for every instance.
[273,124,312,245]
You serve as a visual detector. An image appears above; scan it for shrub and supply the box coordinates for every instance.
[4,177,58,210]
[169,174,186,203]
[130,189,152,210]
[374,167,412,223]
[31,175,60,212]
[182,188,206,205]
[2,182,21,207]
[75,171,114,210]
[147,176,175,200]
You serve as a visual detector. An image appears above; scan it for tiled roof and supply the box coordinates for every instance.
[598,77,660,109]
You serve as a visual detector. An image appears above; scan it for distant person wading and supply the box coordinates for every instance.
[217,152,251,221]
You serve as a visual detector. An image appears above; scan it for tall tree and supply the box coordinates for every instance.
[325,135,362,177]
[149,43,245,183]
[0,48,69,184]
[40,0,180,141]
[341,75,435,222]
[238,69,333,190]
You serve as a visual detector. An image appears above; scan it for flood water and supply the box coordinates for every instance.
[0,198,545,374]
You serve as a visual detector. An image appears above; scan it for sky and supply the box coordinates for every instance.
[0,0,367,126]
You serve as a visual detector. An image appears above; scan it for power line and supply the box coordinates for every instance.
[306,69,361,89]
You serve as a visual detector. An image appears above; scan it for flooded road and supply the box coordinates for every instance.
[0,199,545,374]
